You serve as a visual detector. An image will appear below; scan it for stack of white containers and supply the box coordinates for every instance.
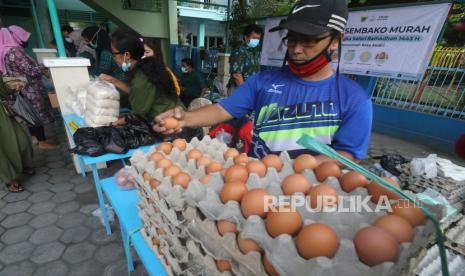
[84,80,120,127]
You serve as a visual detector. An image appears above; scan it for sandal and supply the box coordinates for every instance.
[6,180,24,193]
[23,167,36,175]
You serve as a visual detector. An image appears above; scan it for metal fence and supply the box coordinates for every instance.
[371,46,465,120]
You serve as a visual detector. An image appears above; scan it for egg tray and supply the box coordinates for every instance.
[445,219,465,253]
[130,137,440,276]
[135,175,267,276]
[140,206,213,276]
[397,164,465,204]
[140,204,243,276]
[414,245,465,276]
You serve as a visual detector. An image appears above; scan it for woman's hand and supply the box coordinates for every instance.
[5,80,24,92]
[153,107,185,135]
[112,117,126,126]
[99,74,116,83]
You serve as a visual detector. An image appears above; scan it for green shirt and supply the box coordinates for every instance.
[180,69,206,98]
[129,69,184,121]
[229,43,261,86]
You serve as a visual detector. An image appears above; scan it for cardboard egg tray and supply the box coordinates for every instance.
[414,245,465,276]
[130,136,440,276]
[398,164,465,205]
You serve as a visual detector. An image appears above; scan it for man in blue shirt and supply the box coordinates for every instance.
[153,0,372,161]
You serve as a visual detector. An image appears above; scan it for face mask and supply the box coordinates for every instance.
[65,37,73,43]
[247,38,260,48]
[121,54,132,72]
[287,38,335,78]
[181,67,188,73]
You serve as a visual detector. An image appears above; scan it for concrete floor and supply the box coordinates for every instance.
[0,123,463,276]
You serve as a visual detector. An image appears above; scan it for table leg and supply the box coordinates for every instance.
[120,224,135,272]
[91,164,112,235]
[78,156,86,177]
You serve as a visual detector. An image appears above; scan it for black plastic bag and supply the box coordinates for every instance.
[10,93,42,127]
[373,154,410,176]
[121,114,158,148]
[96,126,128,154]
[72,127,105,157]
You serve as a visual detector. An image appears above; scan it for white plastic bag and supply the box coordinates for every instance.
[410,156,438,179]
[86,101,119,117]
[92,204,115,226]
[86,80,120,100]
[84,114,117,127]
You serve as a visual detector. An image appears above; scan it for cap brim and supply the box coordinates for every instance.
[269,19,332,36]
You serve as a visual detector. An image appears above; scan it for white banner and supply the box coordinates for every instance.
[260,3,451,80]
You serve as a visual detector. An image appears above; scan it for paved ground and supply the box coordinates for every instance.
[0,124,147,276]
[0,123,463,276]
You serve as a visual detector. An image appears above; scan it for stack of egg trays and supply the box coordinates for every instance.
[398,164,465,205]
[130,136,437,276]
[415,245,465,275]
[131,138,268,275]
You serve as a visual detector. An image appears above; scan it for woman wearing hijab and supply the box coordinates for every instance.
[0,78,34,193]
[0,25,58,149]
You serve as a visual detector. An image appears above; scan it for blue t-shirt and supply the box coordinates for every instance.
[219,67,372,159]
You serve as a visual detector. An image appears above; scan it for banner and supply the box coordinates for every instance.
[260,3,451,80]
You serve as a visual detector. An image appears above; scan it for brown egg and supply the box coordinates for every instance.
[149,152,165,163]
[206,162,223,174]
[164,165,181,177]
[157,142,173,155]
[294,154,318,173]
[237,235,262,254]
[156,228,165,236]
[152,238,160,247]
[262,154,283,172]
[282,174,311,195]
[224,148,240,160]
[220,182,248,203]
[353,226,400,266]
[340,171,370,193]
[156,159,172,170]
[172,138,186,151]
[187,149,203,161]
[149,178,160,190]
[200,174,211,184]
[196,156,212,168]
[296,223,339,259]
[224,164,249,183]
[172,172,191,189]
[315,161,341,182]
[374,215,414,243]
[216,260,232,272]
[367,177,401,203]
[234,153,249,165]
[266,205,303,237]
[263,255,279,276]
[389,200,425,227]
[143,172,151,181]
[164,117,179,129]
[308,184,339,209]
[217,220,238,236]
[246,160,267,177]
[241,188,271,218]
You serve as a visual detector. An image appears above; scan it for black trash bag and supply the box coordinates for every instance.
[96,126,128,154]
[72,127,105,156]
[10,93,42,127]
[120,114,159,148]
[374,154,410,176]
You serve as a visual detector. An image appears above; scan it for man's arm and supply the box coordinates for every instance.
[153,104,233,135]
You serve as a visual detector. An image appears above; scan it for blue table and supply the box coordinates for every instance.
[63,114,155,235]
[101,177,167,276]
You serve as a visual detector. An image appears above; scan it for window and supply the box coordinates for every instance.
[122,0,162,12]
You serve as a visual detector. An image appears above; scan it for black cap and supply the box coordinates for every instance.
[270,0,348,36]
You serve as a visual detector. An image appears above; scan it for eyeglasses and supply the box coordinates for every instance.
[282,34,332,48]
[112,51,122,56]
